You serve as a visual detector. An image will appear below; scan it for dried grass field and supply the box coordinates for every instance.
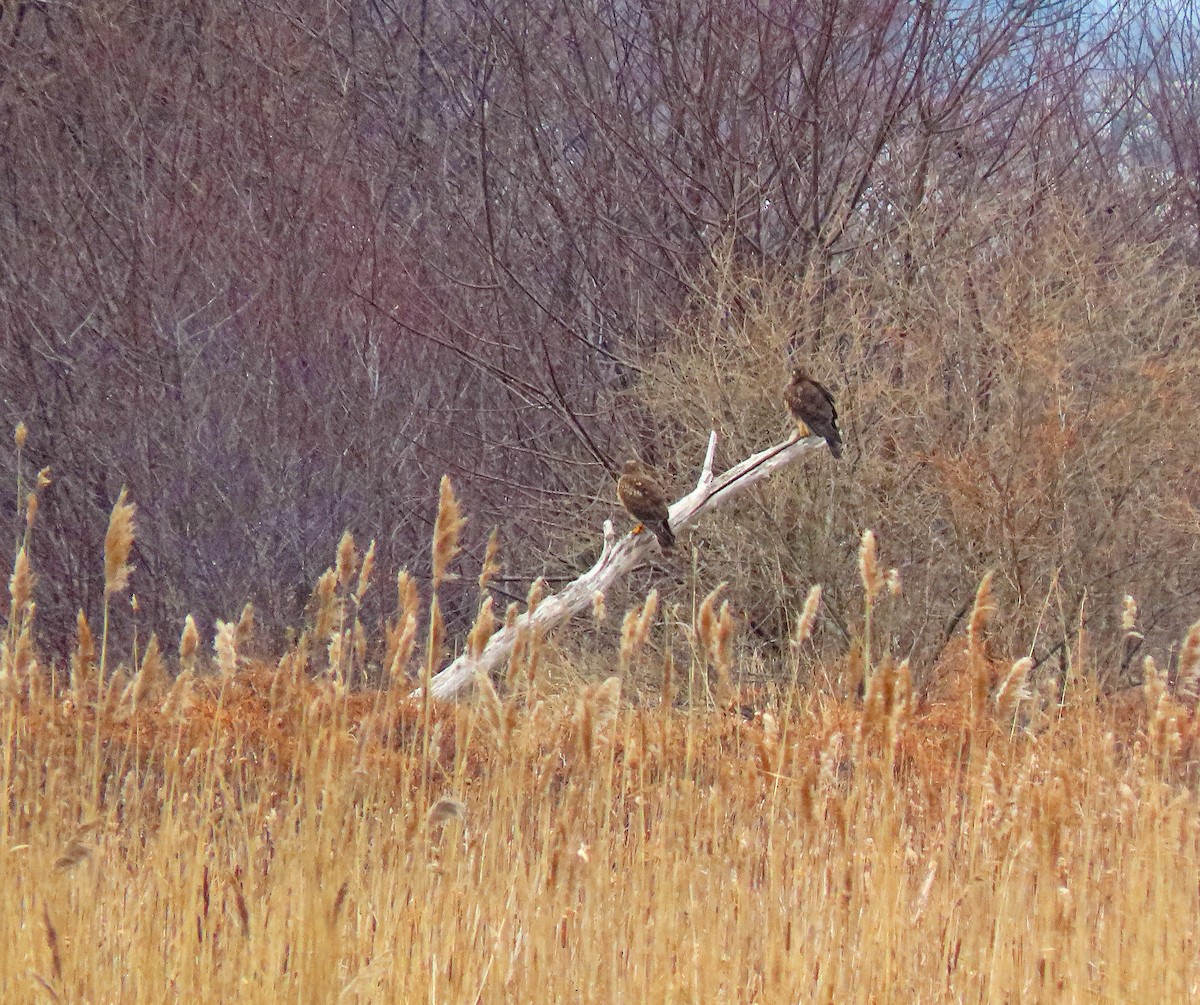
[3,489,1199,1003]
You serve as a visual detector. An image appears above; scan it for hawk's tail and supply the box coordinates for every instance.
[653,520,675,552]
[826,428,843,459]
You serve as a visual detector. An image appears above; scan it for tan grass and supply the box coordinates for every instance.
[5,447,1200,1002]
[4,656,1197,1003]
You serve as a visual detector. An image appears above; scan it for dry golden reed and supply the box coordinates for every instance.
[396,570,419,623]
[755,710,780,774]
[179,614,199,668]
[1176,618,1200,703]
[335,530,358,590]
[160,666,194,721]
[1143,655,1164,717]
[13,420,27,450]
[574,676,621,761]
[326,631,347,682]
[355,539,376,603]
[431,475,466,589]
[313,568,338,641]
[857,653,892,753]
[1121,594,1141,637]
[660,639,674,710]
[858,529,882,601]
[9,546,33,620]
[478,528,502,593]
[425,595,445,682]
[792,584,822,647]
[526,577,547,613]
[966,570,996,733]
[712,600,734,694]
[696,582,725,655]
[474,667,507,742]
[619,591,658,677]
[214,620,238,677]
[467,596,497,660]
[122,632,166,712]
[967,570,996,659]
[1141,654,1182,760]
[387,614,418,684]
[236,602,255,648]
[351,617,367,671]
[995,656,1034,729]
[887,657,913,755]
[11,625,34,678]
[103,487,136,596]
[72,610,96,691]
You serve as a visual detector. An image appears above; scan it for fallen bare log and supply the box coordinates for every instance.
[423,430,828,699]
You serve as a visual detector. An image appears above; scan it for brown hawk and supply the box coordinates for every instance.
[784,367,843,459]
[617,459,675,551]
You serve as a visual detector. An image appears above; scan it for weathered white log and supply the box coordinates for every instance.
[422,430,826,699]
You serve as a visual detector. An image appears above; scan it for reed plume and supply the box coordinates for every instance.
[313,568,338,642]
[619,590,658,678]
[995,656,1034,731]
[24,491,37,536]
[100,487,136,681]
[236,602,255,649]
[858,529,882,601]
[122,632,166,713]
[858,530,884,682]
[792,585,822,647]
[103,487,136,597]
[335,530,358,591]
[479,528,502,593]
[966,571,996,735]
[179,614,199,672]
[431,475,466,589]
[71,610,96,695]
[13,423,26,544]
[1176,619,1200,703]
[214,620,238,677]
[387,613,418,685]
[355,539,376,603]
[9,546,33,626]
[467,596,497,660]
[574,676,621,761]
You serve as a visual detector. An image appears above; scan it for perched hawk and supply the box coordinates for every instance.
[617,459,675,551]
[784,367,843,459]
